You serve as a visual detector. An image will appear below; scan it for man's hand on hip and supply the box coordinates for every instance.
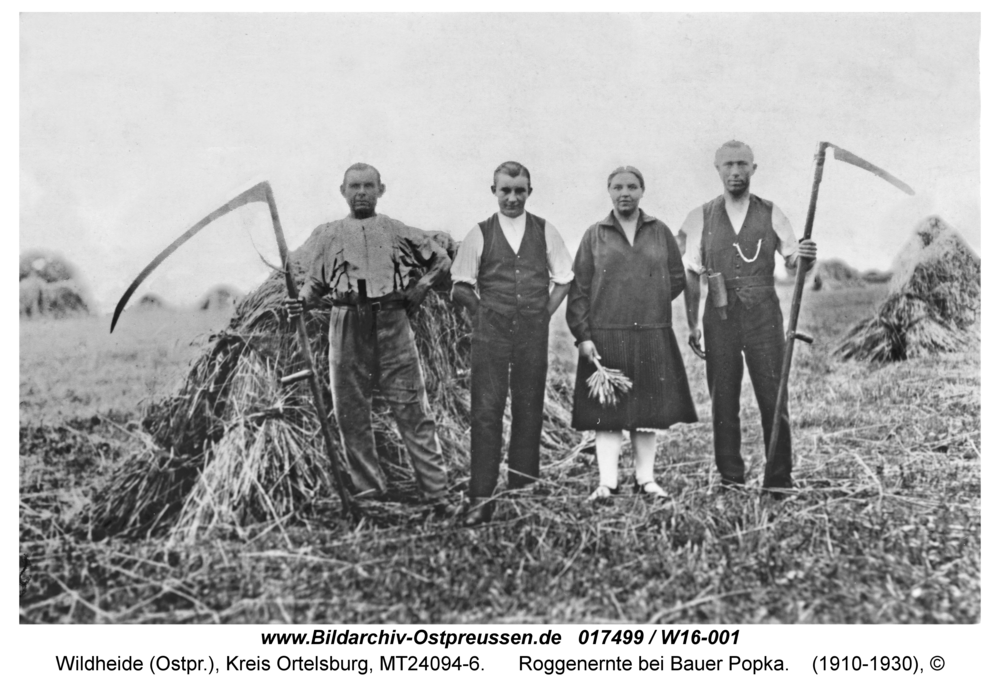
[405,283,430,318]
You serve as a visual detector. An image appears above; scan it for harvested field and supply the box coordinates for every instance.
[19,281,980,623]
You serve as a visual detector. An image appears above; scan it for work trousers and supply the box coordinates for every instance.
[703,293,793,488]
[329,305,448,499]
[469,307,549,498]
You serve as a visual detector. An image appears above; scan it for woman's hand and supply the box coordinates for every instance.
[578,340,601,363]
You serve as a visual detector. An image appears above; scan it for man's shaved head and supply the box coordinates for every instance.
[714,140,754,166]
[342,162,382,187]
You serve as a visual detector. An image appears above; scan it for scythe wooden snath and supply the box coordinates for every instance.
[111,181,356,516]
[765,143,915,484]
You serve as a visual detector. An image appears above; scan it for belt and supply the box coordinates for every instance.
[331,297,407,312]
[724,276,775,289]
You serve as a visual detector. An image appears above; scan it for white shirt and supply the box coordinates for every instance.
[679,198,799,275]
[450,213,575,287]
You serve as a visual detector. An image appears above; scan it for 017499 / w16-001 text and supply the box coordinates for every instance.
[578,629,740,645]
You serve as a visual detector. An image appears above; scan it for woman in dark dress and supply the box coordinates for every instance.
[566,166,698,499]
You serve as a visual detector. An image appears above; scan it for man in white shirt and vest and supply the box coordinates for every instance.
[451,161,575,525]
[681,141,817,494]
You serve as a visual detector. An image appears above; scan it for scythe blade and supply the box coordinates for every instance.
[110,181,271,332]
[829,144,915,196]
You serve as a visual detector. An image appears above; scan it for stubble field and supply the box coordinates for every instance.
[19,285,980,623]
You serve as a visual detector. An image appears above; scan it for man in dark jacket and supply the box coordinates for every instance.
[451,161,574,525]
[681,141,817,494]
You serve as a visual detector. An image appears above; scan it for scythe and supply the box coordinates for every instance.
[765,142,914,484]
[111,181,355,516]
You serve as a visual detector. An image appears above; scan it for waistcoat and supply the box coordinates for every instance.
[701,194,778,308]
[478,212,549,317]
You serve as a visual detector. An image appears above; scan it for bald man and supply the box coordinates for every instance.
[681,141,817,494]
[287,163,454,515]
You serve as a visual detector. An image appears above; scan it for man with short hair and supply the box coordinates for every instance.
[681,141,817,494]
[286,163,453,514]
[451,161,574,525]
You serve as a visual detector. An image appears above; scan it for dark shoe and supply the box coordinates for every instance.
[461,498,494,527]
[762,478,795,500]
[587,484,620,501]
[633,480,670,498]
[720,474,746,487]
[428,496,459,519]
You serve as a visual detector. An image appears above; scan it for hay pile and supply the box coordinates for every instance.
[91,228,577,538]
[834,216,980,363]
[810,259,868,291]
[136,293,169,310]
[19,250,92,319]
[197,285,243,311]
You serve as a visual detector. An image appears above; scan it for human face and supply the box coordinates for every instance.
[492,173,532,218]
[715,146,756,198]
[608,172,644,218]
[340,168,384,218]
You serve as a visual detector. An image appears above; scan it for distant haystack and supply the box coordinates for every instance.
[136,294,169,310]
[18,250,91,319]
[811,259,869,291]
[834,216,980,363]
[197,285,243,311]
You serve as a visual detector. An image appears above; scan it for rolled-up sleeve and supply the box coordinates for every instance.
[679,207,705,274]
[566,227,595,344]
[772,205,800,263]
[450,225,483,287]
[544,222,575,285]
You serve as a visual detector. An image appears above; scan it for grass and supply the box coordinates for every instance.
[19,286,980,623]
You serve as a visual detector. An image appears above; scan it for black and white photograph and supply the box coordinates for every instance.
[19,8,982,645]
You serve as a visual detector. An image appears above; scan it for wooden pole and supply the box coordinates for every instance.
[264,185,356,517]
[765,142,828,477]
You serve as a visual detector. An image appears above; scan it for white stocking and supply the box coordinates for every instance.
[595,431,623,489]
[631,431,657,485]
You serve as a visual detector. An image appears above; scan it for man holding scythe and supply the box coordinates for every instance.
[285,163,454,514]
[681,141,817,494]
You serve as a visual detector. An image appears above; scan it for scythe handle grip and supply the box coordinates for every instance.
[264,187,355,516]
[765,143,828,471]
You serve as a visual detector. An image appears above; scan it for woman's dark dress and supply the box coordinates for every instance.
[566,210,698,431]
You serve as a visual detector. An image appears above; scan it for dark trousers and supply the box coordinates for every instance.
[469,307,549,498]
[329,306,448,499]
[703,293,793,487]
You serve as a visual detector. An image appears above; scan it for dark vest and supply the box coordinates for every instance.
[701,194,778,308]
[478,212,549,318]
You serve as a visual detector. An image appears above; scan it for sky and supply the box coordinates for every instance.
[20,13,980,312]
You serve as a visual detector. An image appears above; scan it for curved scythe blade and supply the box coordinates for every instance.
[110,181,272,332]
[830,144,915,196]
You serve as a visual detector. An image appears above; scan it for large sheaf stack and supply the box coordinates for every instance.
[834,216,980,363]
[19,250,92,319]
[91,229,577,539]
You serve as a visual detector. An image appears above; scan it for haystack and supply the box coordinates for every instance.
[18,250,91,319]
[197,285,243,311]
[91,228,576,538]
[834,216,980,363]
[810,259,868,291]
[136,293,169,310]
